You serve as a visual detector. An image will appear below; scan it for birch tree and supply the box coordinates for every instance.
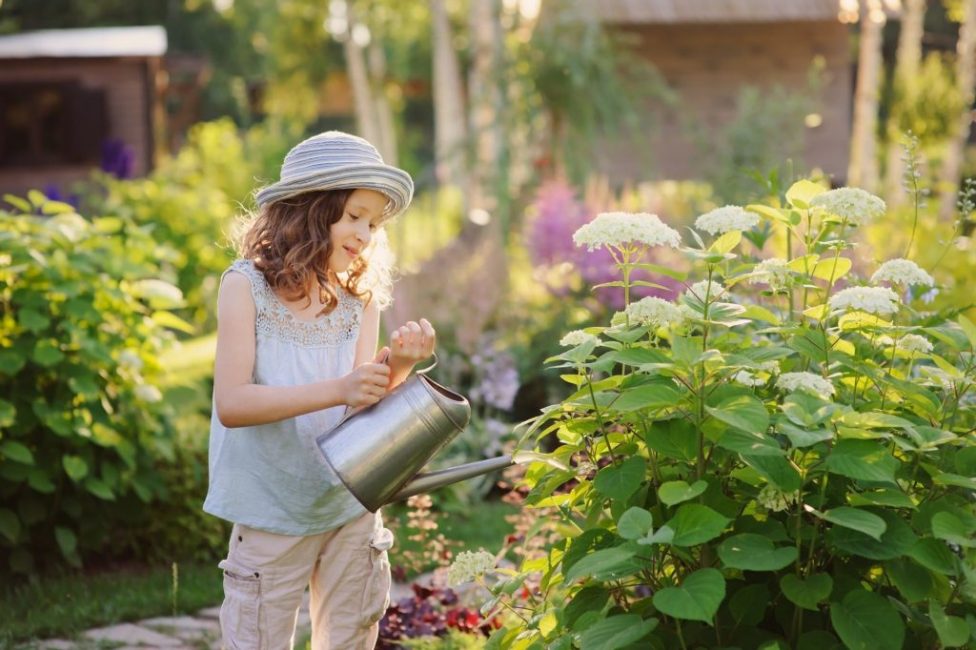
[848,0,887,191]
[431,0,468,188]
[939,0,976,220]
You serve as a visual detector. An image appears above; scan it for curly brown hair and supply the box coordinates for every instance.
[238,189,373,316]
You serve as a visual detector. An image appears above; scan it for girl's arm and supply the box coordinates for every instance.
[213,272,388,428]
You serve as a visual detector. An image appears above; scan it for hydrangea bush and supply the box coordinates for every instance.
[467,181,976,649]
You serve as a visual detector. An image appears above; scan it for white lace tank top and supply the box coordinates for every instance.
[203,259,367,535]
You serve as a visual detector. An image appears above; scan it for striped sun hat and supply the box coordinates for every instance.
[254,131,414,219]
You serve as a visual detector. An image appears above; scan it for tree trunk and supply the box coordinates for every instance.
[431,0,468,188]
[848,0,886,191]
[344,5,383,153]
[939,0,976,220]
[884,0,925,205]
[367,38,398,166]
[467,0,503,219]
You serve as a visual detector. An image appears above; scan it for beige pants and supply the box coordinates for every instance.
[218,511,393,650]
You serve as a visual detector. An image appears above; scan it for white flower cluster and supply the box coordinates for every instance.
[749,257,791,291]
[734,371,766,387]
[694,205,759,235]
[828,286,900,316]
[447,549,496,587]
[625,296,686,330]
[573,212,681,251]
[685,279,728,302]
[809,187,886,226]
[118,349,143,371]
[756,485,799,513]
[870,258,935,287]
[776,372,836,400]
[134,384,162,403]
[897,334,934,354]
[560,330,598,347]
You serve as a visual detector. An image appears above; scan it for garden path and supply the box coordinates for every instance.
[21,581,417,649]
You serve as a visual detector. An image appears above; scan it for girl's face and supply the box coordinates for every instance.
[328,188,388,274]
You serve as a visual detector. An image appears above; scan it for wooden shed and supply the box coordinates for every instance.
[591,0,857,183]
[0,26,167,198]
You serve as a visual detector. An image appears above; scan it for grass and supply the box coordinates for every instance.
[0,560,223,646]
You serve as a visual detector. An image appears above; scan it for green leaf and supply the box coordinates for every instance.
[0,348,27,376]
[706,394,770,433]
[746,203,791,223]
[613,384,681,412]
[54,526,77,557]
[778,421,834,448]
[658,480,707,507]
[151,310,196,335]
[729,583,770,626]
[617,507,654,540]
[930,512,976,548]
[797,630,844,650]
[564,546,642,583]
[128,278,184,309]
[817,507,887,541]
[825,440,899,484]
[32,339,65,367]
[717,533,798,571]
[0,440,34,465]
[62,455,88,482]
[27,468,55,494]
[781,573,832,611]
[741,454,803,492]
[709,230,742,254]
[717,427,784,456]
[563,587,610,628]
[4,193,32,212]
[847,489,916,509]
[667,504,730,546]
[929,600,970,647]
[0,508,20,542]
[634,262,688,281]
[594,456,645,502]
[828,509,917,560]
[811,257,852,283]
[85,477,115,501]
[18,307,50,333]
[957,314,976,349]
[652,568,725,624]
[830,589,904,650]
[741,304,782,325]
[786,179,825,208]
[577,614,657,650]
[885,558,936,603]
[907,538,957,576]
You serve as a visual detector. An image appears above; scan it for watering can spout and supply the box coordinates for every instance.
[389,455,515,503]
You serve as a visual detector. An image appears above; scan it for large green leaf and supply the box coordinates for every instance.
[728,583,770,626]
[818,507,887,541]
[907,538,957,576]
[564,546,642,583]
[706,395,769,433]
[577,614,657,650]
[657,480,707,507]
[717,427,784,456]
[54,526,77,557]
[825,440,899,484]
[32,339,65,367]
[717,533,797,571]
[781,573,833,611]
[62,455,88,482]
[667,504,731,546]
[811,257,852,283]
[652,568,726,624]
[613,384,681,412]
[563,587,610,628]
[928,600,969,648]
[778,421,834,448]
[594,456,645,501]
[828,509,917,561]
[885,559,936,603]
[741,454,803,492]
[0,440,34,465]
[786,179,825,208]
[0,508,20,543]
[930,512,976,548]
[617,507,653,540]
[829,589,905,650]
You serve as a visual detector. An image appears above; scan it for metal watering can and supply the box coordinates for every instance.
[316,355,514,512]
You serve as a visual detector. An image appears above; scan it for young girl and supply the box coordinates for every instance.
[203,131,435,649]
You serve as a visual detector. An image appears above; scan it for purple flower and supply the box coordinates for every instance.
[100,139,134,179]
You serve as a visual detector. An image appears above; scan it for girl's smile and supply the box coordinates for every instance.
[329,188,388,274]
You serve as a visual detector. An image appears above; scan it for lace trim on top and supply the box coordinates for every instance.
[227,259,363,348]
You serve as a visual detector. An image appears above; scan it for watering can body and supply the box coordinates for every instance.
[315,368,512,511]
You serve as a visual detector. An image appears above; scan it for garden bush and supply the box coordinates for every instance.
[465,181,976,649]
[0,193,190,575]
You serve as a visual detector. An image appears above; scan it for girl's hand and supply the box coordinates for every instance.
[388,318,436,368]
[342,347,391,408]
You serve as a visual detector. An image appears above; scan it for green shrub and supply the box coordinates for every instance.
[0,193,187,575]
[478,182,976,649]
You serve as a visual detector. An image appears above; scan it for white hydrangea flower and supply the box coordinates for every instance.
[756,485,799,512]
[610,311,628,328]
[897,334,933,354]
[749,257,791,291]
[573,212,681,251]
[134,384,162,403]
[560,330,598,347]
[776,372,836,400]
[875,335,895,348]
[625,296,686,330]
[685,279,728,302]
[809,187,886,226]
[828,286,900,316]
[870,258,935,287]
[694,205,759,235]
[447,549,496,586]
[118,349,143,371]
[758,360,781,373]
[734,370,766,387]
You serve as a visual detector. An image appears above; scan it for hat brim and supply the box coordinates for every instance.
[254,162,414,220]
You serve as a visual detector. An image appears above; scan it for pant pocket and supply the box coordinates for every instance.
[219,558,262,649]
[359,527,394,627]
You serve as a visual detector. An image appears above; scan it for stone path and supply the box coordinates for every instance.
[19,582,416,649]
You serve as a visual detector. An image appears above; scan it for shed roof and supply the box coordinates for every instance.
[0,26,167,59]
[595,0,846,24]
